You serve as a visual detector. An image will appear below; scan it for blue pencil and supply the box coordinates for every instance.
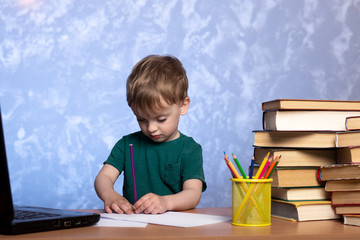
[249,156,255,179]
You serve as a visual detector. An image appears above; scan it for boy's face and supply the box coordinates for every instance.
[132,98,190,143]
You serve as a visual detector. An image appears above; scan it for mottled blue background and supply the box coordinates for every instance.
[1,0,360,209]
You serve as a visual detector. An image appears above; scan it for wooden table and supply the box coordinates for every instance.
[1,208,359,240]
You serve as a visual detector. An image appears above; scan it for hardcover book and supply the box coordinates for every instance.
[331,191,360,205]
[262,99,360,111]
[336,146,360,164]
[263,110,360,131]
[345,116,360,131]
[325,179,360,192]
[318,164,360,181]
[271,187,330,201]
[253,167,322,188]
[335,205,360,215]
[254,148,336,167]
[253,130,360,148]
[343,215,360,226]
[271,199,340,221]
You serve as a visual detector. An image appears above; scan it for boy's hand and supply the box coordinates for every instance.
[103,192,134,215]
[133,193,168,214]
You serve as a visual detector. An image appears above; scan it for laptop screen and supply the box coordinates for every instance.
[0,107,15,223]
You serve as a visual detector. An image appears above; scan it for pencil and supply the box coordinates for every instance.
[249,156,255,179]
[224,152,241,179]
[224,158,236,178]
[254,152,270,179]
[226,158,241,179]
[267,156,281,179]
[263,159,277,179]
[129,144,138,202]
[258,155,273,179]
[232,153,247,179]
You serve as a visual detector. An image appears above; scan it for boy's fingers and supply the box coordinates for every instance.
[134,206,143,214]
[135,197,155,214]
[122,204,134,215]
[104,206,113,214]
[110,203,124,214]
[133,198,144,210]
[134,201,146,214]
[144,205,156,214]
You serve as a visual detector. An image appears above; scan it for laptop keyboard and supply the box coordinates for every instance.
[14,209,59,220]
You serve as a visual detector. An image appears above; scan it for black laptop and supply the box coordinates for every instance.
[0,108,100,234]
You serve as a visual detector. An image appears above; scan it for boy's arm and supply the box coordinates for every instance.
[94,164,134,214]
[133,179,203,214]
[165,179,203,210]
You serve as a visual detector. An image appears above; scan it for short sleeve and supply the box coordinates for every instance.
[104,138,126,173]
[181,140,207,192]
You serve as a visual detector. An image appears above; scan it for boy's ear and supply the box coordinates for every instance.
[180,97,190,115]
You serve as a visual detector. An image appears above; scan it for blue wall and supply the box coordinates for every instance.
[1,0,360,209]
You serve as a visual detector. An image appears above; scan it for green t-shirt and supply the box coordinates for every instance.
[104,131,207,204]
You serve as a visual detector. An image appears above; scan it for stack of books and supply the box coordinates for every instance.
[318,147,360,226]
[253,99,360,222]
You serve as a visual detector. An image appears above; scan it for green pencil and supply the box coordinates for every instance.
[232,153,247,179]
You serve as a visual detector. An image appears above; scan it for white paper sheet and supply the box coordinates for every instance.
[95,217,147,227]
[101,211,231,228]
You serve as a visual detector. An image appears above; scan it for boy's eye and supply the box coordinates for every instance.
[158,118,167,122]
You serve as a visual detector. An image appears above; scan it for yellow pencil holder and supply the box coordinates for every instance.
[231,177,272,227]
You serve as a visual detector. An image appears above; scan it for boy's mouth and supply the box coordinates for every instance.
[150,134,161,139]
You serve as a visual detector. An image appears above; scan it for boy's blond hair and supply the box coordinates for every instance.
[126,55,188,113]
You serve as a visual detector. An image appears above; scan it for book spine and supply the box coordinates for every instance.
[317,167,323,181]
[262,111,266,130]
[345,116,360,131]
[335,132,339,148]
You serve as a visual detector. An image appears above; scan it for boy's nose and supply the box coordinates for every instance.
[147,121,157,133]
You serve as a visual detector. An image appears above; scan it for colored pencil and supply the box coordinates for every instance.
[226,158,241,179]
[258,155,273,179]
[264,159,277,179]
[254,152,270,179]
[249,156,255,179]
[267,156,281,179]
[262,155,279,179]
[224,152,241,179]
[232,153,247,179]
[224,158,236,178]
[129,144,138,202]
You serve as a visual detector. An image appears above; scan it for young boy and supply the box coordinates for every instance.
[94,55,206,215]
